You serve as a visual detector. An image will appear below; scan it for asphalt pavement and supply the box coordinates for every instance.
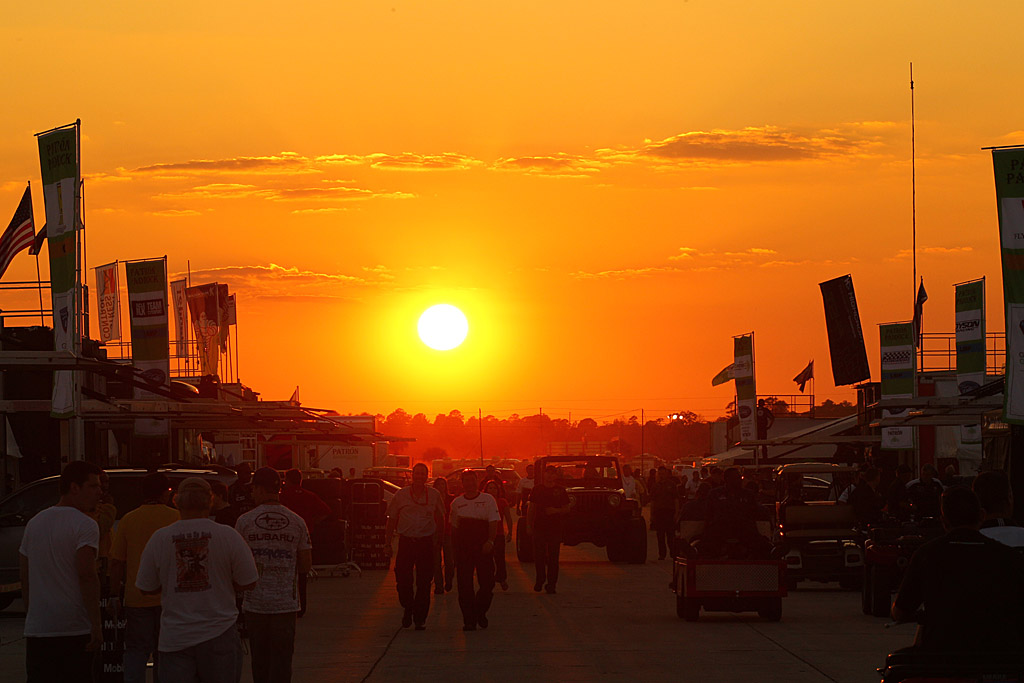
[0,528,909,683]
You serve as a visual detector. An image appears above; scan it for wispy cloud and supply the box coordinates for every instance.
[173,263,396,300]
[492,154,607,177]
[889,246,973,261]
[317,152,483,171]
[134,152,313,175]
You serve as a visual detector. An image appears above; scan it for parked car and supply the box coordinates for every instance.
[516,455,647,564]
[445,467,522,505]
[0,467,236,611]
[362,466,413,488]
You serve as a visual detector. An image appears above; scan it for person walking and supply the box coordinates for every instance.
[483,479,514,591]
[528,465,570,594]
[516,464,535,515]
[236,468,312,683]
[450,469,500,630]
[432,477,455,594]
[228,463,256,518]
[650,467,680,560]
[621,464,640,503]
[385,463,445,630]
[136,477,259,683]
[279,468,331,617]
[19,461,104,682]
[109,472,180,683]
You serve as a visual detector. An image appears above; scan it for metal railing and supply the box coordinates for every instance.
[918,332,1005,373]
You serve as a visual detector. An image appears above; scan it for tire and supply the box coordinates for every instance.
[626,518,648,564]
[869,566,891,617]
[516,519,534,563]
[607,541,626,563]
[679,597,700,621]
[757,597,783,622]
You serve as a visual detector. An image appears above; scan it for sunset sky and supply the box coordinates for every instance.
[1,2,1022,421]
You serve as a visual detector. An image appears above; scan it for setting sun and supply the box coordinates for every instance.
[418,304,469,351]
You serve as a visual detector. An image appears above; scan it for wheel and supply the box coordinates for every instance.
[607,541,626,563]
[626,518,648,564]
[0,594,14,611]
[515,519,534,563]
[869,566,892,617]
[678,597,700,621]
[757,597,783,622]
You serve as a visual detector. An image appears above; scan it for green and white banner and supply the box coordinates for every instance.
[126,259,170,436]
[992,149,1024,423]
[880,322,915,450]
[955,279,985,453]
[734,334,756,443]
[38,125,80,418]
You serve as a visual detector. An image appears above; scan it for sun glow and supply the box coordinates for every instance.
[418,304,469,351]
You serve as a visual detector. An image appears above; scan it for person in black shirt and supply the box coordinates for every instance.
[886,464,913,521]
[650,468,679,560]
[228,462,255,518]
[892,487,1024,652]
[700,467,769,559]
[907,464,944,520]
[848,467,885,527]
[528,465,570,594]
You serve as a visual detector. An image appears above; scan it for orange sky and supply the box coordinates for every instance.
[2,2,1023,421]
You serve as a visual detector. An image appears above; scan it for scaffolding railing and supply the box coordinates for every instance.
[918,332,1005,374]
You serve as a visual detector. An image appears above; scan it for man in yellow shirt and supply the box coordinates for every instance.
[110,472,179,683]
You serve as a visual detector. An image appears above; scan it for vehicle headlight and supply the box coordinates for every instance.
[607,493,622,507]
[567,494,577,506]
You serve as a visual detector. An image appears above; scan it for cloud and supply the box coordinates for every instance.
[156,181,414,204]
[889,246,973,261]
[134,152,313,175]
[149,209,201,217]
[492,154,607,177]
[748,247,777,255]
[572,266,679,280]
[173,263,395,300]
[317,152,483,171]
[669,247,698,261]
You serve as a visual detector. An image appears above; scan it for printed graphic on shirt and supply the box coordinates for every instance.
[173,531,212,593]
[255,510,290,531]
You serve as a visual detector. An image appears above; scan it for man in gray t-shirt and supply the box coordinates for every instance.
[385,463,445,630]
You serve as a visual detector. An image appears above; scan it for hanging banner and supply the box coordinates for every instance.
[880,322,915,450]
[217,284,230,351]
[170,278,189,357]
[226,293,237,326]
[126,259,170,436]
[819,275,871,386]
[95,261,120,342]
[38,124,80,418]
[955,279,986,459]
[186,283,220,376]
[733,334,757,443]
[992,148,1024,424]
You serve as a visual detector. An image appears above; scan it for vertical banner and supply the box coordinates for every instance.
[880,322,916,450]
[186,283,221,376]
[992,148,1024,423]
[125,259,170,436]
[733,334,757,444]
[819,274,871,386]
[226,293,237,326]
[217,284,230,351]
[38,125,80,417]
[95,261,121,342]
[955,279,986,472]
[170,279,189,357]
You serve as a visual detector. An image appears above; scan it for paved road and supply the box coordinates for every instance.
[0,532,908,683]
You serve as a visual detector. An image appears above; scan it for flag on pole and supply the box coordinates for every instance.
[0,185,36,279]
[792,360,814,393]
[912,279,928,347]
[28,224,46,255]
[711,363,735,386]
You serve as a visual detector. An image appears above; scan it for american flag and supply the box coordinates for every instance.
[0,185,35,279]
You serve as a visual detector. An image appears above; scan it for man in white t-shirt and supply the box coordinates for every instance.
[450,469,500,631]
[236,467,312,682]
[385,462,444,630]
[621,464,639,502]
[19,461,104,681]
[516,464,535,514]
[137,477,259,682]
[974,470,1024,548]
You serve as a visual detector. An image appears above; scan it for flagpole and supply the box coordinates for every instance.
[911,64,917,319]
[28,181,45,326]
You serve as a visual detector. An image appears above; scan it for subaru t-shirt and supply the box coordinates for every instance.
[235,503,312,614]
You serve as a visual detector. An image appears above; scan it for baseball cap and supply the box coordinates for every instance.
[177,477,212,495]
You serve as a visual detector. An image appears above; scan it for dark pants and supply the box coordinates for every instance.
[454,520,495,627]
[26,634,93,683]
[493,532,508,584]
[533,525,562,588]
[433,530,454,591]
[245,612,296,683]
[395,535,435,625]
[124,605,162,683]
[652,508,675,558]
[297,573,307,617]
